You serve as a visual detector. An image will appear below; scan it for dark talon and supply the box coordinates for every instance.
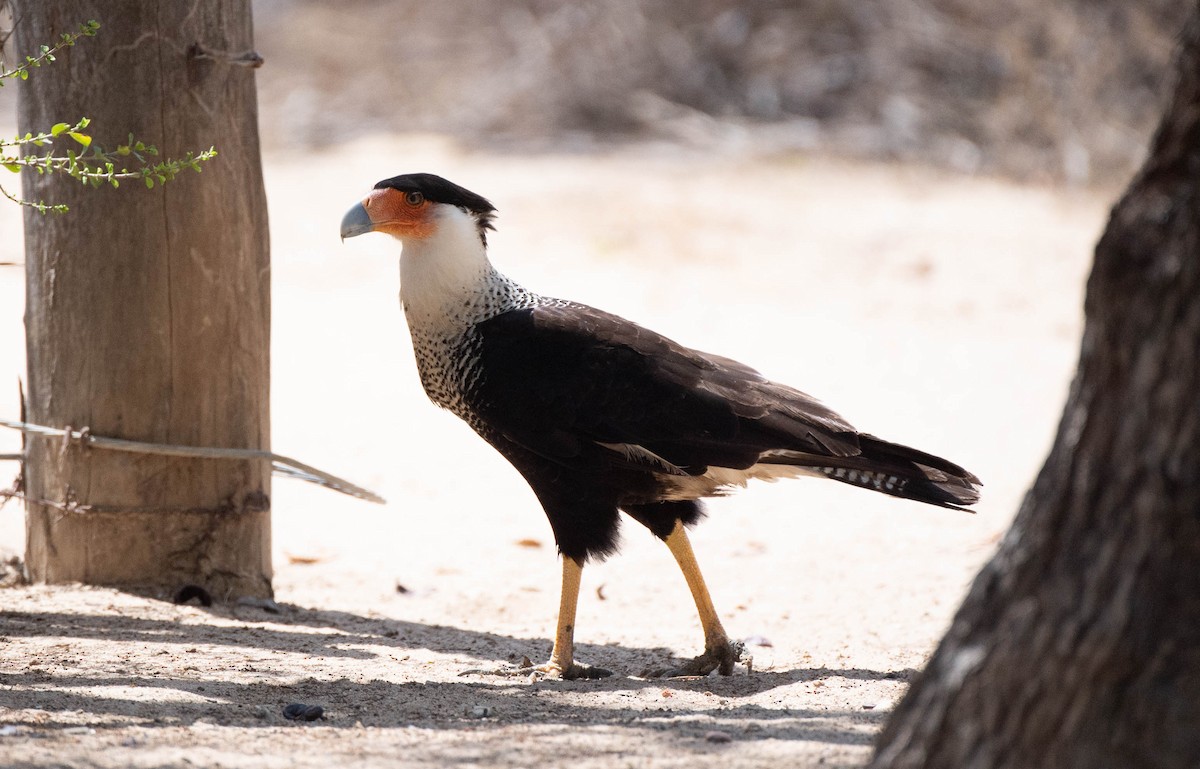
[514,661,614,680]
[650,640,744,678]
[461,660,614,680]
[566,663,613,680]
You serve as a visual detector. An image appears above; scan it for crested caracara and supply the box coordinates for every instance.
[341,173,980,679]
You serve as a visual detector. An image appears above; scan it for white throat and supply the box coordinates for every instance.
[399,205,500,329]
[393,204,541,412]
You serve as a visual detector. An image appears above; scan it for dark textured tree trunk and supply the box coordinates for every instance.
[872,6,1200,768]
[15,1,271,599]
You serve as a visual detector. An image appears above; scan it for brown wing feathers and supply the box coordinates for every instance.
[687,356,980,509]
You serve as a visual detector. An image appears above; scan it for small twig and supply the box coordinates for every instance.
[0,488,86,515]
[0,19,99,83]
[0,468,21,512]
[0,180,60,214]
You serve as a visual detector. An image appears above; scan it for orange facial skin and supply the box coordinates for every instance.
[362,187,436,240]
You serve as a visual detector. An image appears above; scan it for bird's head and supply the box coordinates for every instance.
[340,173,496,247]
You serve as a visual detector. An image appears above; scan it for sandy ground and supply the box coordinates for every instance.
[0,137,1110,767]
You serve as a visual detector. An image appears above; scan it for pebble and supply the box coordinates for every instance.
[469,706,495,718]
[704,731,732,744]
[282,703,325,722]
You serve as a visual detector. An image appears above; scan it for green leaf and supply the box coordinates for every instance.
[68,132,92,148]
[3,163,19,173]
[144,176,154,189]
[50,122,70,137]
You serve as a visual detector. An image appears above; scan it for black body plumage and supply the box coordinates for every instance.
[460,302,980,561]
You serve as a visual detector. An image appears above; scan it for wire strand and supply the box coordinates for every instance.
[0,417,384,504]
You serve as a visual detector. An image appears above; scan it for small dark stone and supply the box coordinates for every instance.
[282,703,325,722]
[173,584,213,607]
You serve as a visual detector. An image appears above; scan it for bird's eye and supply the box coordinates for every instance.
[405,191,424,206]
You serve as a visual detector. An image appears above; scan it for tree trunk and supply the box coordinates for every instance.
[872,7,1200,769]
[15,1,271,600]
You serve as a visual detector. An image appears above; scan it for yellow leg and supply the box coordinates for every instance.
[661,520,742,676]
[548,555,582,672]
[534,556,611,680]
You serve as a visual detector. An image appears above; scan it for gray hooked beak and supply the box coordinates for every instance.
[340,202,374,241]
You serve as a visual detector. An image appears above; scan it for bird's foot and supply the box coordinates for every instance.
[520,658,613,681]
[461,656,612,680]
[647,639,745,678]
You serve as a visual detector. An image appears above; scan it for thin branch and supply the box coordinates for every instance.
[0,179,67,214]
[0,19,99,84]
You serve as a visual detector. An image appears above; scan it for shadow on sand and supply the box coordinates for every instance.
[1,600,907,745]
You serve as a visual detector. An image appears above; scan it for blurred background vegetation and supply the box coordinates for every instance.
[2,0,1191,184]
[250,0,1188,184]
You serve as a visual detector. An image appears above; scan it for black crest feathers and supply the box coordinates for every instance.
[374,173,497,244]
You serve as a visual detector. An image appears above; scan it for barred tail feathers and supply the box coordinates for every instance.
[763,434,980,511]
